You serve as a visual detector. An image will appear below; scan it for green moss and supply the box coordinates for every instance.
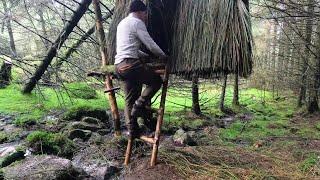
[219,121,243,140]
[63,105,108,121]
[0,85,40,113]
[0,84,108,126]
[14,117,38,127]
[0,150,24,168]
[163,112,208,132]
[316,123,320,131]
[65,82,97,99]
[267,121,288,129]
[220,118,289,143]
[0,168,3,180]
[297,127,320,139]
[299,154,319,172]
[26,131,75,158]
[0,133,8,143]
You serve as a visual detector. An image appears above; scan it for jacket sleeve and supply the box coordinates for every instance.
[135,21,167,57]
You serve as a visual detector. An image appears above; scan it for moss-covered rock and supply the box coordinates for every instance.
[14,117,37,127]
[0,150,24,168]
[173,129,196,146]
[68,129,92,141]
[70,122,102,131]
[2,155,87,180]
[63,105,110,122]
[26,131,76,158]
[81,117,102,125]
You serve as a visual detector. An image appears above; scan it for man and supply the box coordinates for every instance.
[115,0,167,138]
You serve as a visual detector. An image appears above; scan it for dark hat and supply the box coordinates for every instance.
[129,0,147,12]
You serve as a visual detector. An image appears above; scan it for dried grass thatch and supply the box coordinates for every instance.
[171,0,253,78]
[159,146,310,179]
[107,0,253,78]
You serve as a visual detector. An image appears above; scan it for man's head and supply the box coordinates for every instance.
[129,0,147,22]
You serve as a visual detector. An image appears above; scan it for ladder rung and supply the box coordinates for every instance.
[104,87,120,93]
[139,135,156,144]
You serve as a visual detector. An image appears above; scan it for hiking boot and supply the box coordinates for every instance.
[127,128,141,139]
[131,104,154,120]
[127,119,141,139]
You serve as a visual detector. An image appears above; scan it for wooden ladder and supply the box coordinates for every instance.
[124,63,170,167]
[93,0,170,166]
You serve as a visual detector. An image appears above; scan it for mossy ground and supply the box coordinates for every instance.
[1,83,320,178]
[0,84,108,126]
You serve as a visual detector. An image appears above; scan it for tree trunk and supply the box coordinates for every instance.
[191,75,201,115]
[93,0,121,136]
[277,21,288,79]
[298,0,314,107]
[0,61,12,88]
[220,74,228,112]
[232,0,248,107]
[1,0,16,87]
[307,12,320,113]
[233,71,240,107]
[2,0,17,57]
[22,0,92,94]
[38,7,52,84]
[38,8,50,50]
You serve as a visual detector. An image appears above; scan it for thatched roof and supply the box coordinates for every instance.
[107,0,253,78]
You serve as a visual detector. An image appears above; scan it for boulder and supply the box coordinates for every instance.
[0,145,16,157]
[91,165,120,180]
[3,155,86,180]
[68,129,92,141]
[0,143,25,167]
[173,129,195,146]
[97,129,110,136]
[0,149,25,168]
[72,137,123,179]
[88,133,104,145]
[70,121,102,131]
[81,117,103,126]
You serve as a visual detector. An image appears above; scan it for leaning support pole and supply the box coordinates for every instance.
[93,0,121,136]
[22,0,92,94]
[124,138,133,165]
[150,62,170,167]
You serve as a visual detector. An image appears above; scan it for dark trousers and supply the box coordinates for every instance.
[116,58,162,129]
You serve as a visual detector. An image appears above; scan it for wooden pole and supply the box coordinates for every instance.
[124,138,133,165]
[150,63,170,167]
[93,0,121,136]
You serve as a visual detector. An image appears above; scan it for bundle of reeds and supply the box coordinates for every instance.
[107,0,253,78]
